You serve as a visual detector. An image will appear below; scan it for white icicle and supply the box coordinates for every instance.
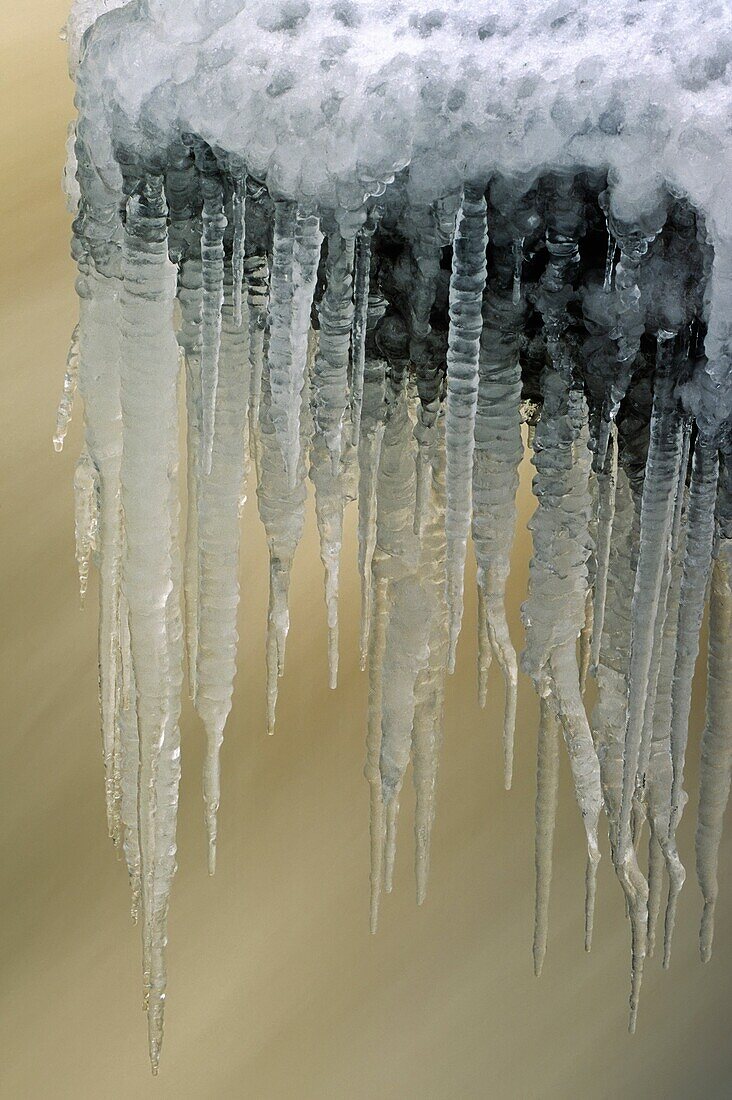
[357,353,387,669]
[256,336,310,733]
[350,223,374,448]
[54,324,80,452]
[195,269,250,873]
[73,448,98,606]
[445,184,488,670]
[412,431,448,904]
[118,591,141,922]
[663,437,719,962]
[472,240,523,788]
[590,422,619,673]
[616,332,684,1024]
[245,252,270,475]
[696,532,732,961]
[267,200,298,476]
[285,206,323,483]
[119,175,183,1074]
[197,145,227,475]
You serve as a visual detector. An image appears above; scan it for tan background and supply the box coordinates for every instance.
[2,5,731,1097]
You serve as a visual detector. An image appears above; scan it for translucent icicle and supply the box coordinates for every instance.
[267,200,297,475]
[365,577,388,932]
[412,435,448,904]
[590,423,619,673]
[73,449,98,606]
[445,184,488,670]
[472,244,523,788]
[407,204,442,537]
[696,537,732,962]
[120,176,183,1074]
[533,696,561,976]
[197,146,227,475]
[285,206,323,483]
[245,253,270,474]
[54,324,80,451]
[310,412,348,689]
[195,270,250,873]
[256,339,310,733]
[511,236,524,305]
[357,354,387,669]
[118,591,141,922]
[350,225,373,448]
[617,333,684,1026]
[313,231,355,472]
[663,437,719,962]
[75,244,124,842]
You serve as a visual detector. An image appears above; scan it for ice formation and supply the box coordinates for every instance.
[61,0,732,1072]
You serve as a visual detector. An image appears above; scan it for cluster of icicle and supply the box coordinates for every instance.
[59,143,732,1072]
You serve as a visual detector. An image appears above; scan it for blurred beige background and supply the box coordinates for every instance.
[2,4,731,1097]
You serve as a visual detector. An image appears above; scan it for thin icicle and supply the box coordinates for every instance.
[472,232,523,788]
[511,236,524,305]
[696,530,732,961]
[257,336,311,733]
[663,436,719,963]
[73,449,98,605]
[365,577,388,932]
[590,423,619,672]
[196,144,227,475]
[313,230,355,471]
[357,353,387,669]
[616,332,684,1025]
[412,433,448,905]
[195,269,250,874]
[54,325,80,451]
[350,221,374,448]
[445,183,488,670]
[245,252,270,474]
[267,200,298,475]
[533,696,561,976]
[119,174,183,1074]
[407,204,442,537]
[603,220,617,293]
[285,206,323,483]
[118,591,141,923]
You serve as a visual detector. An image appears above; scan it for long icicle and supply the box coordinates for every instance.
[53,324,80,452]
[472,230,523,789]
[616,331,684,1029]
[445,183,488,670]
[196,143,227,475]
[195,266,250,874]
[119,172,183,1074]
[350,221,375,448]
[663,436,720,963]
[313,230,355,472]
[357,351,387,669]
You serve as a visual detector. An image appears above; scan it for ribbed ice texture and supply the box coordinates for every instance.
[64,48,732,1065]
[445,185,487,670]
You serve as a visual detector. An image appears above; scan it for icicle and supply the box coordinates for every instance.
[74,183,125,844]
[412,434,448,904]
[445,183,488,670]
[54,325,80,451]
[603,220,617,293]
[118,591,141,922]
[357,352,387,669]
[616,332,685,1026]
[523,183,601,959]
[257,336,310,733]
[267,200,298,474]
[194,268,250,873]
[407,204,442,537]
[696,529,732,961]
[196,144,227,475]
[350,218,375,448]
[533,696,561,976]
[365,576,388,932]
[663,436,719,963]
[119,173,183,1074]
[313,230,355,472]
[231,171,246,327]
[245,252,270,473]
[590,423,619,672]
[284,205,323,483]
[472,233,523,789]
[73,449,98,605]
